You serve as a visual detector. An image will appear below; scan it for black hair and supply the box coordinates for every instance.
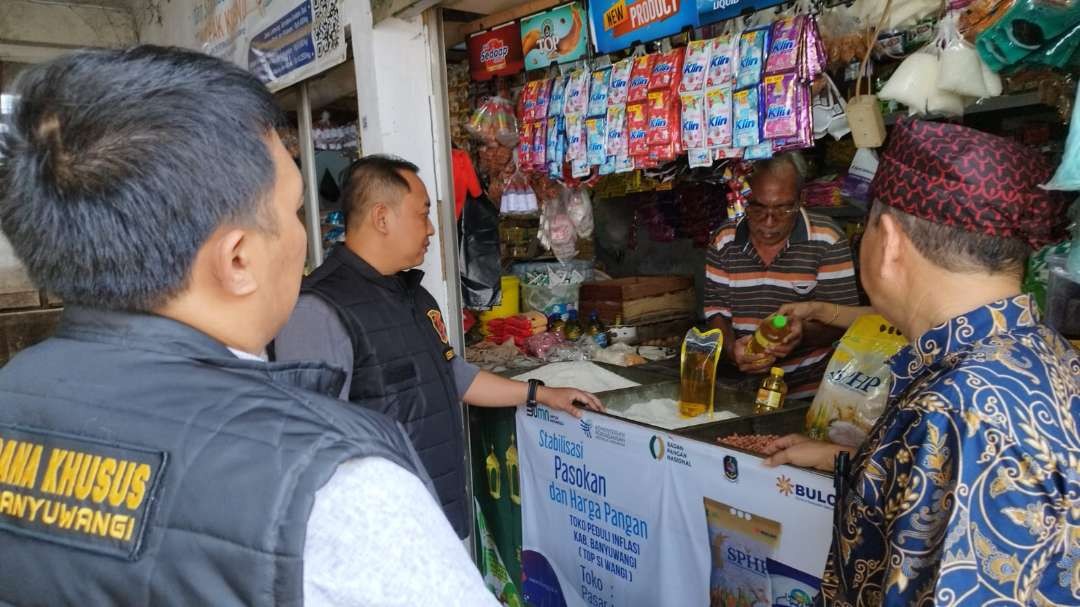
[0,45,283,311]
[341,154,420,228]
[870,203,1030,277]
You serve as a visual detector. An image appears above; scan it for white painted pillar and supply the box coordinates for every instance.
[345,1,463,352]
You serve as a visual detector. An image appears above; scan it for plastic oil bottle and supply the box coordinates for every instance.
[755,367,788,412]
[746,314,791,356]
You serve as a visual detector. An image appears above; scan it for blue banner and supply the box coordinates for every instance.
[247,2,317,86]
[589,0,701,54]
[696,0,787,26]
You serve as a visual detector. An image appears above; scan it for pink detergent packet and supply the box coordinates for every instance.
[650,49,684,92]
[646,90,677,146]
[736,27,770,90]
[563,69,590,115]
[763,73,798,139]
[533,79,553,121]
[605,104,628,157]
[627,103,649,157]
[586,117,608,166]
[766,16,805,75]
[680,92,706,150]
[587,68,611,117]
[732,86,761,148]
[706,35,735,89]
[531,120,547,170]
[804,16,826,82]
[520,80,541,122]
[680,40,711,93]
[565,113,586,161]
[608,58,634,106]
[627,54,656,104]
[706,86,732,148]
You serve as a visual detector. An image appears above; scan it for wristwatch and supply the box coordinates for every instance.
[526,379,545,413]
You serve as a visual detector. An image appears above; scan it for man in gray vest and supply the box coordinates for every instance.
[274,156,604,538]
[0,47,499,606]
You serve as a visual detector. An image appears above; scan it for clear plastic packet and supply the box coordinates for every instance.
[681,40,712,93]
[706,86,733,148]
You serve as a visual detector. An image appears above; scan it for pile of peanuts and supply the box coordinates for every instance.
[717,433,781,455]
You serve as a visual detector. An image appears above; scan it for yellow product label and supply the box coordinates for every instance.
[755,388,781,410]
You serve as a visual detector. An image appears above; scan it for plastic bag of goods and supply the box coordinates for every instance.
[467,97,519,147]
[805,314,907,447]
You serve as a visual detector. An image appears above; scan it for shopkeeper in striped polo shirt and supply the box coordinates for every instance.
[705,153,860,399]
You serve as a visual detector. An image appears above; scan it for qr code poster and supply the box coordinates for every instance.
[246,0,346,91]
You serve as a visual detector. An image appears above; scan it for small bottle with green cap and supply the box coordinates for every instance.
[755,367,788,412]
[746,314,791,356]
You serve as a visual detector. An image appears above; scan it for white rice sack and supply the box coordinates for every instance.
[937,39,990,98]
[879,51,938,113]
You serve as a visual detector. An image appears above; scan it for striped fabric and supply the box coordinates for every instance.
[705,209,860,398]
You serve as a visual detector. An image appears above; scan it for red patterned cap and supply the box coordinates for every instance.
[871,119,1070,249]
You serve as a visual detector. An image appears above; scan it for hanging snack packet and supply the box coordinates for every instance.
[766,16,804,75]
[605,104,628,157]
[519,121,534,166]
[608,58,634,106]
[706,35,735,89]
[680,92,706,150]
[520,80,541,121]
[627,54,656,104]
[532,120,547,170]
[588,67,612,117]
[704,498,781,607]
[651,49,685,92]
[564,69,590,116]
[736,27,770,90]
[627,103,650,157]
[763,73,798,139]
[732,86,760,147]
[646,90,677,146]
[565,113,587,161]
[706,86,733,148]
[548,75,568,118]
[534,79,553,121]
[680,40,712,93]
[586,117,608,166]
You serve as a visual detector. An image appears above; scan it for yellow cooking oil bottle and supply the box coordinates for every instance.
[679,327,724,418]
[755,367,788,412]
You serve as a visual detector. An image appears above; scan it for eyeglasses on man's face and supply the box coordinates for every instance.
[745,201,800,220]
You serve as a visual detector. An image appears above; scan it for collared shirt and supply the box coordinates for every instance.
[821,294,1080,606]
[704,209,860,398]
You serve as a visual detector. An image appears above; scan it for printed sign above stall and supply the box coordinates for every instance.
[195,0,346,92]
[696,0,787,26]
[468,21,526,81]
[588,0,700,54]
[521,2,590,70]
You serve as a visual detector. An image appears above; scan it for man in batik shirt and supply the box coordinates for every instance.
[764,119,1079,605]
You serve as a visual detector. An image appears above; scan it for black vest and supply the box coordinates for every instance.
[0,307,428,606]
[303,246,468,536]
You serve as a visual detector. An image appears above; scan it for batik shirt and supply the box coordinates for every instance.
[820,294,1080,606]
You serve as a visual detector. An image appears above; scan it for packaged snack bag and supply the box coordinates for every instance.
[681,40,712,93]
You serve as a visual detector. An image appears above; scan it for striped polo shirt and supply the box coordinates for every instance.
[704,209,860,399]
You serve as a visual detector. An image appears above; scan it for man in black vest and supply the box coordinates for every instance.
[274,155,603,538]
[0,47,499,605]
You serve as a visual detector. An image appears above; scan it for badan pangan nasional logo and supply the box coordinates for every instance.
[649,435,665,460]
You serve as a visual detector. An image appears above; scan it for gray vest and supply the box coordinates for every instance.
[302,246,469,537]
[0,307,429,606]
